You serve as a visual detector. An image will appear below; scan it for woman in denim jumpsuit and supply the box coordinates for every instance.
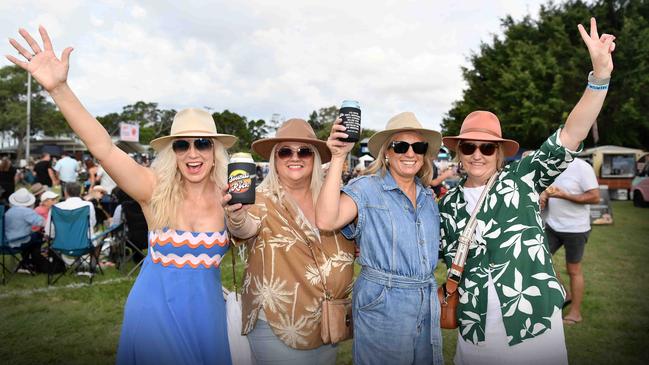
[317,112,444,365]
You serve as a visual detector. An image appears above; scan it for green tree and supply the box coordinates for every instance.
[212,109,268,159]
[0,65,69,159]
[442,0,649,150]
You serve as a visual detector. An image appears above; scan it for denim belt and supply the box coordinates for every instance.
[359,266,444,363]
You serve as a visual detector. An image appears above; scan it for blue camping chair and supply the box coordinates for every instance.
[47,205,103,285]
[0,205,37,284]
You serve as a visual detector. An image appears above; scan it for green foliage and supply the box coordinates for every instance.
[442,0,649,150]
[0,65,69,159]
[212,109,269,159]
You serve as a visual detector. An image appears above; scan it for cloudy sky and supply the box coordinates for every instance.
[1,0,560,132]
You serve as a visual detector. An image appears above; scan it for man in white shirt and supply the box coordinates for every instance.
[53,152,79,190]
[45,182,96,239]
[541,157,600,326]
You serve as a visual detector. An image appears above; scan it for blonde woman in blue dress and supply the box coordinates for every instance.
[7,26,236,365]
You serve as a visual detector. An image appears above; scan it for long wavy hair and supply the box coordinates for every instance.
[363,132,435,185]
[148,138,228,230]
[258,143,324,204]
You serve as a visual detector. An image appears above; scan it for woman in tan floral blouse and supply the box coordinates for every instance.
[225,119,355,365]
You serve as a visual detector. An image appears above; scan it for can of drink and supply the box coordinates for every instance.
[227,153,256,205]
[339,100,361,143]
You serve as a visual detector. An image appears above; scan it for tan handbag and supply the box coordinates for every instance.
[305,241,353,344]
[439,173,498,329]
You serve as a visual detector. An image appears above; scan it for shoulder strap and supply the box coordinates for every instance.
[445,172,499,293]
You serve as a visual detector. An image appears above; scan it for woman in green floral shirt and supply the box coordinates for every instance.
[439,18,615,365]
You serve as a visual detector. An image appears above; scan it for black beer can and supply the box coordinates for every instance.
[339,100,361,143]
[227,153,256,205]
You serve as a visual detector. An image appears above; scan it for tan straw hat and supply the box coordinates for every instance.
[149,108,238,151]
[29,183,48,196]
[442,110,519,157]
[252,119,331,163]
[367,112,442,158]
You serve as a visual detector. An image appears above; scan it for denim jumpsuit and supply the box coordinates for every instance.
[341,172,444,365]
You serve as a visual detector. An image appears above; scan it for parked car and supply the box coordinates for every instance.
[632,163,649,207]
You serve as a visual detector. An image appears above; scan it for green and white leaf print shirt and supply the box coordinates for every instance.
[439,129,580,346]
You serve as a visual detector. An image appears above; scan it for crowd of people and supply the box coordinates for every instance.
[3,16,614,365]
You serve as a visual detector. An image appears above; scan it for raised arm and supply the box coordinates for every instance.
[560,17,616,150]
[6,26,155,203]
[315,120,358,231]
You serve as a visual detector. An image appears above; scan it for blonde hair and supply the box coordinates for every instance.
[148,138,228,230]
[258,143,324,203]
[363,132,435,185]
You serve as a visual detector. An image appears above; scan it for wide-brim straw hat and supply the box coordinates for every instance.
[149,108,238,151]
[40,190,59,201]
[9,188,36,207]
[29,183,48,196]
[368,112,442,158]
[442,110,519,157]
[252,119,331,163]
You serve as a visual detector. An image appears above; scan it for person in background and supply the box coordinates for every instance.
[34,153,57,187]
[84,158,99,191]
[29,182,48,207]
[53,151,79,191]
[438,17,614,365]
[4,188,45,270]
[541,157,600,326]
[45,182,96,239]
[317,112,444,365]
[0,156,19,205]
[225,119,355,365]
[84,185,111,228]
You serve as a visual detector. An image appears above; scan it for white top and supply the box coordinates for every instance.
[96,166,117,194]
[545,158,599,233]
[45,197,96,239]
[53,156,79,183]
[456,186,568,365]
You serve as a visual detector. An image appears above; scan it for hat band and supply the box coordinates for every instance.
[171,129,216,135]
[459,127,502,139]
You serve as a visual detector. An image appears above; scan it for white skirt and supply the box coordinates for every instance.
[454,274,568,365]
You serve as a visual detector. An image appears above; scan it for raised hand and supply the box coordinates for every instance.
[578,17,615,79]
[220,186,250,224]
[6,26,73,93]
[327,119,355,160]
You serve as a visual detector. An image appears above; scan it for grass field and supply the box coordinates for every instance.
[1,201,648,364]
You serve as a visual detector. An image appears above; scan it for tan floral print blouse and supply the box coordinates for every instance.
[233,185,355,349]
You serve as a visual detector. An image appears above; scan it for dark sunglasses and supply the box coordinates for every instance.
[171,138,214,153]
[276,146,314,159]
[458,142,498,156]
[389,141,428,155]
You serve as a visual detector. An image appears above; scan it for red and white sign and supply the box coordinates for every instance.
[120,122,140,142]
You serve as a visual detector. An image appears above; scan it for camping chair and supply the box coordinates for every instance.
[119,200,148,277]
[47,205,104,285]
[0,205,37,284]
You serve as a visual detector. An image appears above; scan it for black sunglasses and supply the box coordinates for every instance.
[171,138,214,153]
[276,146,314,160]
[458,142,498,156]
[389,141,428,155]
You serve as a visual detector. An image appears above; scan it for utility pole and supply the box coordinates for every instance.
[25,73,32,160]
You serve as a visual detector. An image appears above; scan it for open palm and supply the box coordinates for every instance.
[6,26,73,93]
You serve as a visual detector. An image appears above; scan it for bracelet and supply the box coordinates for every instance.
[588,71,610,85]
[587,83,609,91]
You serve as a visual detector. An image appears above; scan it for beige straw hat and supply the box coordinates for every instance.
[149,108,238,151]
[367,112,442,158]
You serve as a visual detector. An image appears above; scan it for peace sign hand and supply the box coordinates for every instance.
[578,17,615,79]
[6,26,73,93]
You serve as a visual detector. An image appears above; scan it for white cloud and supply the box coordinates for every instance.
[0,0,556,133]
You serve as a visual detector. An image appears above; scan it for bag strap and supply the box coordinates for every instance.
[231,245,238,296]
[444,172,499,294]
